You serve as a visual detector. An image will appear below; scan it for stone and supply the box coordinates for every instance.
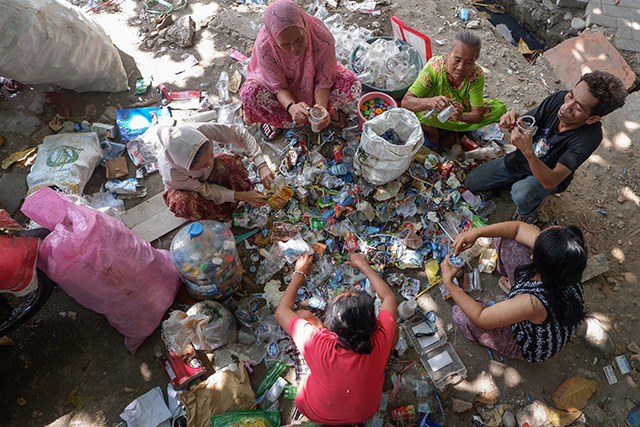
[466,20,481,29]
[582,253,609,282]
[629,353,640,370]
[542,0,555,11]
[583,402,606,425]
[211,9,260,40]
[451,398,474,413]
[166,16,195,48]
[628,341,640,354]
[564,12,573,20]
[571,17,587,30]
[542,31,636,90]
[516,401,549,427]
[503,410,517,427]
[576,316,615,358]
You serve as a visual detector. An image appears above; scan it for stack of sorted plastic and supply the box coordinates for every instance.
[351,38,419,91]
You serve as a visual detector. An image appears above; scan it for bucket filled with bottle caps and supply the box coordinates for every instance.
[357,91,397,130]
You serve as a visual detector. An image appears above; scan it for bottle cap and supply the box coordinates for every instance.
[189,222,203,239]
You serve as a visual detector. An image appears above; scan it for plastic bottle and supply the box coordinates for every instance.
[474,200,497,218]
[255,359,287,397]
[258,376,287,409]
[398,299,417,320]
[308,107,328,133]
[216,71,229,102]
[181,110,218,124]
[448,251,470,268]
[467,237,492,257]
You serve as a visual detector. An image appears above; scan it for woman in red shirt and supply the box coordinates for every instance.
[275,253,398,425]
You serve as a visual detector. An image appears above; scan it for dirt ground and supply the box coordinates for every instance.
[1,0,640,426]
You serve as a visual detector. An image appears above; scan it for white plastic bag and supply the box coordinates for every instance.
[354,108,424,185]
[162,301,238,353]
[26,132,103,195]
[0,0,128,92]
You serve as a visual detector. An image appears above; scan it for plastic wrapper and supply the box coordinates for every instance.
[276,233,313,264]
[478,248,498,273]
[161,300,237,353]
[210,409,280,427]
[256,246,286,285]
[262,280,285,310]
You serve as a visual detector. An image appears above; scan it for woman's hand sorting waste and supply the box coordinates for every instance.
[295,253,315,276]
[235,190,270,208]
[346,252,369,272]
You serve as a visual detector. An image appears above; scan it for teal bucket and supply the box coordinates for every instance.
[349,36,423,101]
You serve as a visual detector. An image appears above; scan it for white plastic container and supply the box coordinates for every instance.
[398,299,417,320]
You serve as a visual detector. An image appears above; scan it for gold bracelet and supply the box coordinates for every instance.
[293,270,307,280]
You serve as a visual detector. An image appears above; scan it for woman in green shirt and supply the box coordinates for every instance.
[402,31,506,144]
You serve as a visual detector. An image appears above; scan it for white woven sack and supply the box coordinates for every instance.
[0,0,128,92]
[354,107,424,185]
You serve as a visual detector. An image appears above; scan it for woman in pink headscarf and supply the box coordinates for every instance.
[240,0,361,141]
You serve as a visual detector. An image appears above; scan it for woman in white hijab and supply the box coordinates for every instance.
[157,123,274,221]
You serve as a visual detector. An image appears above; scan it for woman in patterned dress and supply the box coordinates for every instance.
[239,0,361,141]
[441,221,587,362]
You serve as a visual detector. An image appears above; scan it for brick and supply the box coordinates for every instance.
[556,0,587,8]
[586,0,602,16]
[586,12,618,27]
[602,0,639,6]
[618,38,640,53]
[602,5,640,19]
[618,18,633,40]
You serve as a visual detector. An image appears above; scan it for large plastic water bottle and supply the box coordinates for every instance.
[170,221,242,301]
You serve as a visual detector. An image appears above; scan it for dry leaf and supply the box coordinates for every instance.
[70,395,83,410]
[0,135,5,148]
[480,403,511,427]
[0,336,15,346]
[17,398,26,406]
[2,147,37,169]
[518,38,532,55]
[546,407,582,427]
[552,377,599,411]
[45,91,71,117]
[64,384,80,406]
[229,70,243,93]
[475,392,498,405]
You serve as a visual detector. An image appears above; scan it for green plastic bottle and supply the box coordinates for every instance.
[283,384,298,400]
[255,359,287,397]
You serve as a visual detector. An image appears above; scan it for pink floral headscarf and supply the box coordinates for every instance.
[247,0,339,107]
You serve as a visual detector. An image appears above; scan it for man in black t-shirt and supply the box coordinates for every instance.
[465,70,627,223]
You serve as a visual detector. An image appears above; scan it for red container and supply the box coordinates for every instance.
[333,144,343,163]
[159,343,206,390]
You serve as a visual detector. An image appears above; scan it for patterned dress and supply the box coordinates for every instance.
[407,55,506,131]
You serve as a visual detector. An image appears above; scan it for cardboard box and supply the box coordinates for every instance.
[105,156,128,179]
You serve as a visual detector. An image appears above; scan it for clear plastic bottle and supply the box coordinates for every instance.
[181,110,218,124]
[258,376,287,409]
[216,71,229,102]
[474,200,497,218]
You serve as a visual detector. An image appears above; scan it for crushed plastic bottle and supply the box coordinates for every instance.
[216,71,229,102]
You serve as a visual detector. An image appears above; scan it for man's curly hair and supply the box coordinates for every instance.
[578,71,627,117]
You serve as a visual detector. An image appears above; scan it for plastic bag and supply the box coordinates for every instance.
[21,187,181,353]
[354,108,424,185]
[26,132,103,195]
[210,409,280,427]
[162,301,237,353]
[0,0,127,92]
[276,233,313,264]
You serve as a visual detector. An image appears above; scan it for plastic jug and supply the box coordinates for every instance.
[170,221,242,301]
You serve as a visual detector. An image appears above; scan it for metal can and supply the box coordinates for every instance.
[333,144,343,163]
